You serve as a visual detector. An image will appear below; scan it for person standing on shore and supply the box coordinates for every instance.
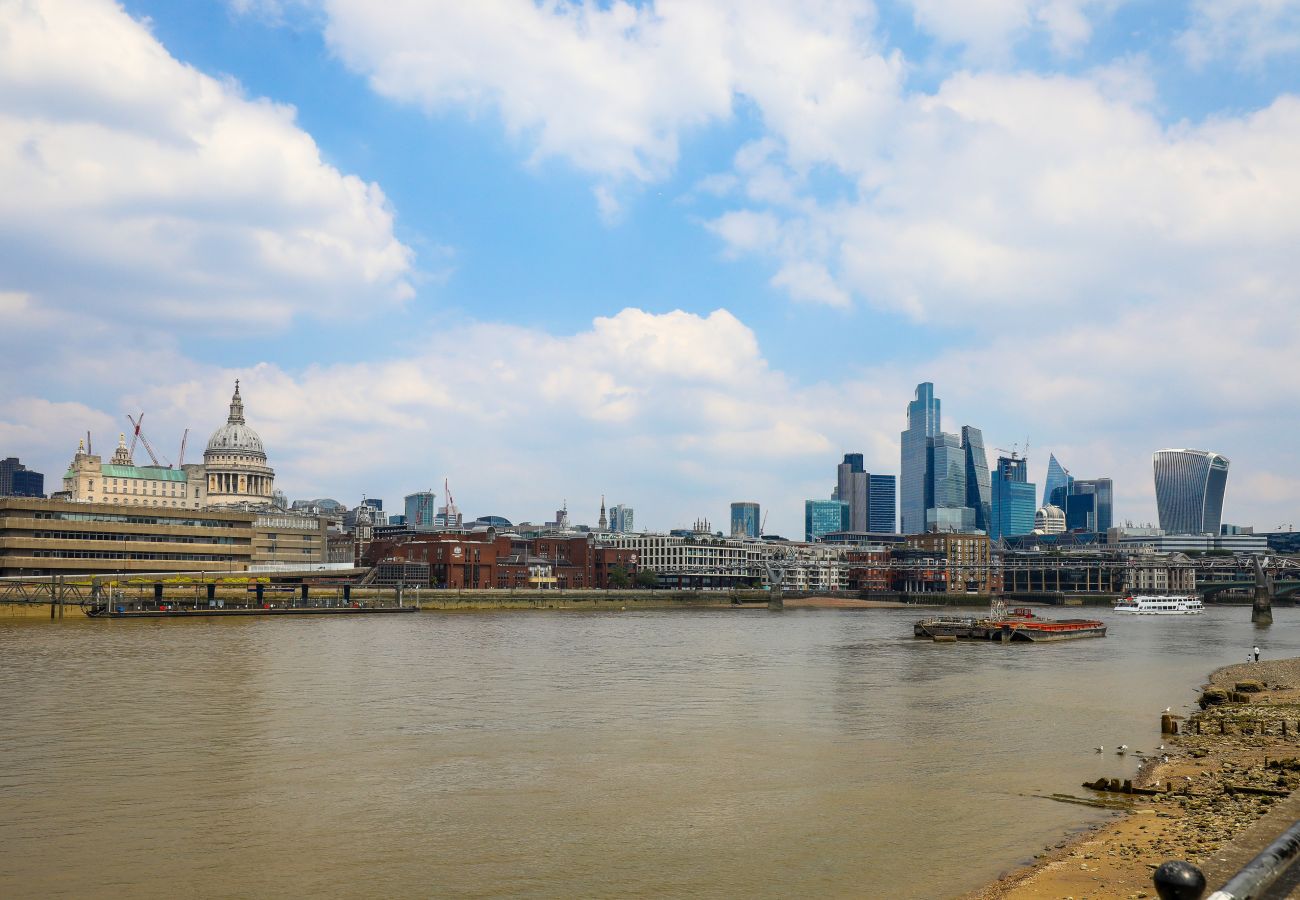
[1254,645,1261,662]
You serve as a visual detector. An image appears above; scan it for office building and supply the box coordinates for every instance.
[731,501,761,539]
[867,474,896,533]
[806,500,850,542]
[1043,453,1073,508]
[0,496,255,576]
[990,454,1036,540]
[404,491,437,530]
[609,504,635,534]
[1153,449,1230,535]
[0,457,44,497]
[962,426,991,533]
[1034,505,1067,534]
[900,383,940,535]
[1072,478,1113,533]
[63,434,207,509]
[836,454,896,534]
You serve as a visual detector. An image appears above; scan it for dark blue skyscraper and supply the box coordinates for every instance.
[962,426,991,534]
[868,474,896,533]
[901,383,940,534]
[730,501,761,538]
[1070,478,1113,533]
[991,454,1036,540]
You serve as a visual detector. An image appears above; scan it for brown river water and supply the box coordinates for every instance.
[3,605,1300,898]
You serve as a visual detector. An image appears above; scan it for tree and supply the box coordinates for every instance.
[634,569,658,589]
[608,566,631,589]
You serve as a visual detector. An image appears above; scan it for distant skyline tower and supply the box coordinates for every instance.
[990,454,1036,540]
[730,501,761,539]
[1153,449,1230,535]
[868,474,896,533]
[1069,478,1114,533]
[404,491,437,531]
[836,453,868,532]
[901,383,940,534]
[962,425,991,534]
[805,500,849,542]
[609,503,634,533]
[1043,453,1073,509]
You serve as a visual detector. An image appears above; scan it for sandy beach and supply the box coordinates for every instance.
[965,656,1300,899]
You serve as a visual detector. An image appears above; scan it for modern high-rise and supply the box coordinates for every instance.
[1043,453,1073,509]
[867,474,896,533]
[962,426,991,534]
[1153,449,1230,535]
[836,454,897,533]
[900,383,940,535]
[805,500,849,542]
[730,501,761,539]
[404,491,437,531]
[0,457,44,497]
[1069,478,1113,533]
[610,504,635,534]
[990,454,1036,540]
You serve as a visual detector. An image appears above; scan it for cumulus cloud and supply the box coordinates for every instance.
[903,0,1119,59]
[1179,0,1300,68]
[0,0,414,329]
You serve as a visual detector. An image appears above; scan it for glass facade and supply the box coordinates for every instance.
[962,426,991,533]
[900,383,939,535]
[1153,449,1230,535]
[404,491,437,531]
[1043,453,1073,509]
[1065,492,1097,531]
[730,502,760,538]
[1071,478,1113,533]
[805,500,849,542]
[990,455,1036,540]
[868,474,896,533]
[610,504,635,533]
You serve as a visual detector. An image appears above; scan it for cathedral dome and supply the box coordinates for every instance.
[206,381,266,457]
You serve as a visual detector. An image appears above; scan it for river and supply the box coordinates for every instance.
[3,605,1299,898]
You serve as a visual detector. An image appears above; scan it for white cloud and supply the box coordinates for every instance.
[903,0,1119,59]
[1179,0,1300,68]
[0,0,414,329]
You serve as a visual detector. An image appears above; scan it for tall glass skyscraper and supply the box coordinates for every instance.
[1153,449,1230,535]
[962,425,991,533]
[1071,478,1113,533]
[1043,453,1073,508]
[990,455,1036,540]
[805,500,850,542]
[730,501,761,538]
[901,383,940,534]
[836,454,868,532]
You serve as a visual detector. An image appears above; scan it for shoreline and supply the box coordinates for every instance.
[964,656,1300,899]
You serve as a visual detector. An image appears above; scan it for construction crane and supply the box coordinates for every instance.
[760,509,769,536]
[126,413,170,467]
[177,429,189,468]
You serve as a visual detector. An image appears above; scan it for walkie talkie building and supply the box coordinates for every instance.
[1152,449,1230,535]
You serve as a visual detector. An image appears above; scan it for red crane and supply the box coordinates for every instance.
[126,413,170,467]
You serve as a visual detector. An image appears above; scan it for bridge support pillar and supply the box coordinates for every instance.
[1252,588,1273,626]
[768,587,784,611]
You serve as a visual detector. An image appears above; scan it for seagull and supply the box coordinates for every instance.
[1164,707,1172,714]
[1162,755,1170,763]
[1158,744,1166,751]
[1094,745,1104,752]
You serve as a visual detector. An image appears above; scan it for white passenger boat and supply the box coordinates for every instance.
[1113,594,1204,615]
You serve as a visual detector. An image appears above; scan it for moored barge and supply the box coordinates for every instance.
[914,602,1106,643]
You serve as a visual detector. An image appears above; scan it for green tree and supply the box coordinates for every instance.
[634,569,658,589]
[608,566,631,589]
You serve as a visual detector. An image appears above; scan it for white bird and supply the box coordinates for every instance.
[1094,745,1104,752]
[1162,755,1170,763]
[1164,707,1172,714]
[1158,744,1166,751]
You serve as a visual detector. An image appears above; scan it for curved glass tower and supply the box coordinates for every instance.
[1043,453,1073,509]
[1152,449,1230,535]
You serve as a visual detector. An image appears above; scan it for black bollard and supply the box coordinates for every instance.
[1153,860,1207,900]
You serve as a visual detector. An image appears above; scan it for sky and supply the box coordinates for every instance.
[3,0,1300,537]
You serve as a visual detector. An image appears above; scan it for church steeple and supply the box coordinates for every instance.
[598,495,608,531]
[227,379,246,425]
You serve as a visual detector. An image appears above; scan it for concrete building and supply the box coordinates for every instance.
[63,434,207,509]
[1,457,44,497]
[250,511,331,569]
[0,496,254,577]
[899,533,993,593]
[1034,505,1067,534]
[204,381,275,507]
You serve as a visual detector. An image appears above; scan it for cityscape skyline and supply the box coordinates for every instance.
[2,1,1298,539]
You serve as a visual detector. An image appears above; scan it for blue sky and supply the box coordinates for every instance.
[4,0,1300,536]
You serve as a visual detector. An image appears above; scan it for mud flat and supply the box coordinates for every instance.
[966,657,1300,899]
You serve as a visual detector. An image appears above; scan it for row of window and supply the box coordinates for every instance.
[31,530,240,545]
[28,550,240,561]
[85,497,200,508]
[31,511,242,528]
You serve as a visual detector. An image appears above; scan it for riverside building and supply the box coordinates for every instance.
[63,434,207,509]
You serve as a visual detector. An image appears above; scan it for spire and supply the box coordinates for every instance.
[598,495,608,531]
[227,379,246,425]
[110,432,132,466]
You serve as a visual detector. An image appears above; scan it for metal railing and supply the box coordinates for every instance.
[1156,819,1300,899]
